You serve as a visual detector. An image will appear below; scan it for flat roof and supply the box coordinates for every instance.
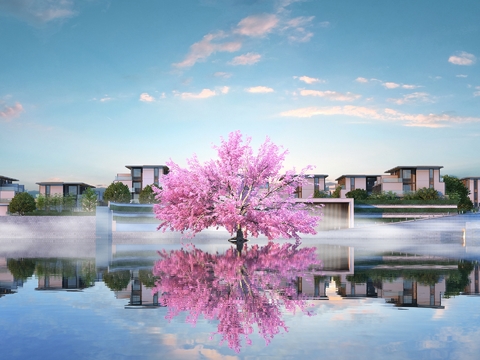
[385,166,443,173]
[36,182,96,188]
[0,175,19,182]
[125,165,168,169]
[335,175,381,181]
[461,177,480,180]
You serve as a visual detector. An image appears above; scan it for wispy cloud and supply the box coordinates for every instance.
[448,51,476,66]
[245,86,274,93]
[229,52,261,65]
[387,92,434,105]
[355,77,369,83]
[382,82,420,89]
[474,87,480,97]
[0,102,24,121]
[179,88,229,99]
[234,14,279,37]
[283,16,315,42]
[173,32,242,68]
[280,105,480,128]
[319,21,330,28]
[139,93,155,102]
[294,76,324,84]
[456,74,468,78]
[0,0,76,25]
[213,72,232,78]
[300,90,361,101]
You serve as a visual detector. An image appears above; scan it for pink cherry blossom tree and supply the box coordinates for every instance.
[153,131,320,242]
[152,242,322,352]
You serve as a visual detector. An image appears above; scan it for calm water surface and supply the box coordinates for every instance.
[1,231,480,360]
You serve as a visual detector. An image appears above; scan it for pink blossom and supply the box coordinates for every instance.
[154,131,320,240]
[152,242,322,352]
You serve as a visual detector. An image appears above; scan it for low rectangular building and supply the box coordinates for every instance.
[0,176,25,216]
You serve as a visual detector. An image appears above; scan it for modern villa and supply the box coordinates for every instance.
[0,175,25,216]
[372,166,445,196]
[114,165,169,202]
[36,182,96,209]
[461,177,480,207]
[296,174,329,198]
[335,175,381,198]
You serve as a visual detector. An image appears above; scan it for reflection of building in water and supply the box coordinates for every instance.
[109,270,160,308]
[465,264,480,294]
[35,259,93,291]
[0,257,24,297]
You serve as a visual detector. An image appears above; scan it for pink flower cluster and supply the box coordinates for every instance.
[153,130,320,239]
[152,242,323,352]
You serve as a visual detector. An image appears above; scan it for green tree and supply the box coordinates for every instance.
[345,188,369,201]
[403,187,440,201]
[103,182,131,203]
[36,194,46,211]
[331,185,342,198]
[7,258,36,280]
[50,194,64,212]
[82,187,98,212]
[103,270,131,291]
[63,194,77,211]
[313,189,329,198]
[8,192,36,215]
[139,184,158,204]
[443,175,473,211]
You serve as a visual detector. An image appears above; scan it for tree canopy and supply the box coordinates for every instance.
[154,131,320,240]
[8,192,36,215]
[103,182,131,203]
[139,184,158,204]
[443,175,473,211]
[81,187,98,212]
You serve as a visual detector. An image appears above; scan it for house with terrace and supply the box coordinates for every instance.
[114,165,169,203]
[335,175,381,198]
[295,174,329,198]
[36,182,95,210]
[461,177,480,207]
[0,175,25,216]
[372,166,445,196]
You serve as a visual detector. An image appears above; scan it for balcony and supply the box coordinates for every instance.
[115,175,132,181]
[374,178,403,185]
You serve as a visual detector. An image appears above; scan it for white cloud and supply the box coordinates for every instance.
[382,82,419,89]
[246,86,274,93]
[280,105,480,128]
[235,14,279,37]
[387,92,434,105]
[98,95,112,102]
[173,32,242,68]
[179,88,229,99]
[294,76,324,84]
[383,82,400,89]
[213,72,232,78]
[283,16,315,42]
[456,74,468,78]
[448,51,476,66]
[229,52,261,66]
[319,21,330,28]
[474,91,480,97]
[139,93,155,102]
[355,77,369,83]
[0,0,76,24]
[300,90,361,101]
[0,102,24,121]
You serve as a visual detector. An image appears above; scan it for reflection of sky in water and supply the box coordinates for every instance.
[1,275,480,359]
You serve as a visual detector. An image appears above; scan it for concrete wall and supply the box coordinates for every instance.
[142,168,154,187]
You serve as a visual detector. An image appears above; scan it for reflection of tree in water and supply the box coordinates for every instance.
[445,260,475,298]
[152,242,322,352]
[7,258,36,280]
[103,270,131,291]
[138,269,157,288]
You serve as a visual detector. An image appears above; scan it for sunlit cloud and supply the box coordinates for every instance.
[229,52,261,66]
[139,93,155,102]
[300,90,361,101]
[0,0,76,25]
[355,77,369,83]
[456,74,468,78]
[294,76,324,84]
[387,92,434,105]
[383,82,420,89]
[448,51,476,66]
[179,87,229,99]
[246,86,274,93]
[213,72,232,78]
[235,14,279,37]
[283,16,315,42]
[173,32,242,68]
[0,102,24,121]
[280,105,480,128]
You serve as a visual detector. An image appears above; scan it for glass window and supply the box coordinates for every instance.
[68,186,78,195]
[350,177,355,190]
[403,170,411,180]
[133,168,142,178]
[403,184,411,193]
[45,185,50,195]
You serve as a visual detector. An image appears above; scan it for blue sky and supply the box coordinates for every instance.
[1,0,479,191]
